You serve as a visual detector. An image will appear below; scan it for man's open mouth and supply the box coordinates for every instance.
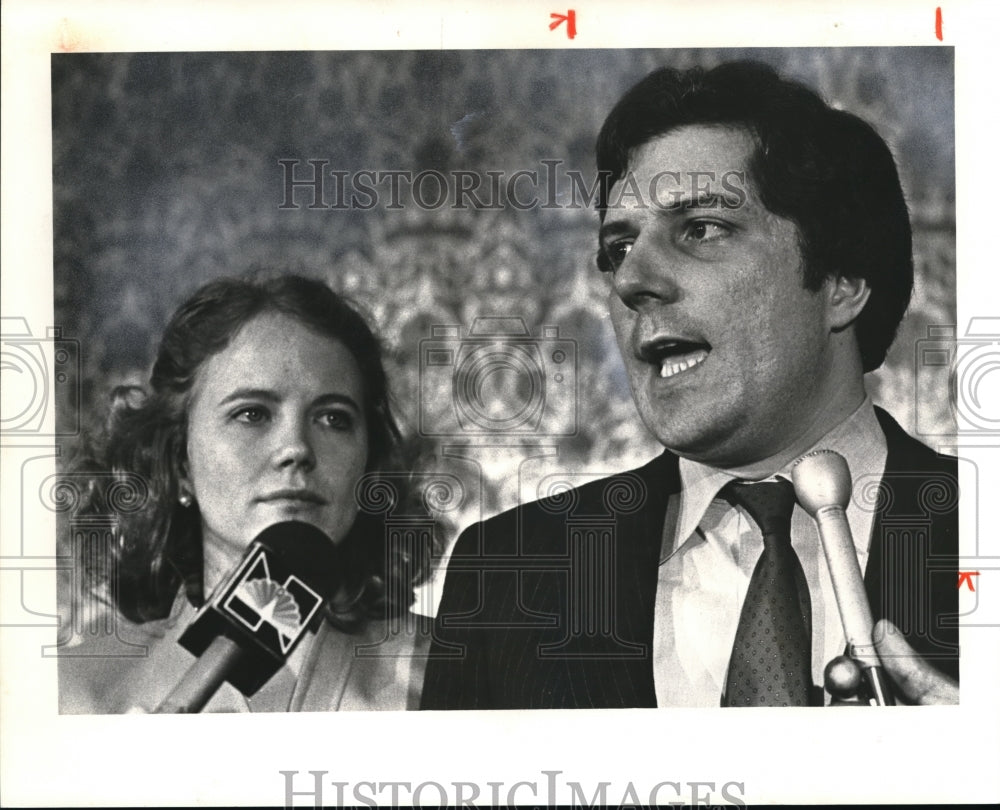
[638,338,711,380]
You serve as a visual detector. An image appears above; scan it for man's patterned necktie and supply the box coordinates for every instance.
[721,479,813,707]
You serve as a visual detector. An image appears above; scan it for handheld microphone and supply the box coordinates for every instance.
[155,521,341,713]
[791,449,895,706]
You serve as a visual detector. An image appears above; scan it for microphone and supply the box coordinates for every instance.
[791,449,895,706]
[155,521,341,713]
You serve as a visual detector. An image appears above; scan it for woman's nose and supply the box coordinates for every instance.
[271,419,316,470]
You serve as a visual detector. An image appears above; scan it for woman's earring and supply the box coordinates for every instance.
[179,492,193,508]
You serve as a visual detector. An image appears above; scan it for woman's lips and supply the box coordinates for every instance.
[258,489,327,505]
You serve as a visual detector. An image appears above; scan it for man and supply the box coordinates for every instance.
[421,61,959,709]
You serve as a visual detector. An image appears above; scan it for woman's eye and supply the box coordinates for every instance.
[232,406,269,424]
[601,238,634,271]
[318,410,354,430]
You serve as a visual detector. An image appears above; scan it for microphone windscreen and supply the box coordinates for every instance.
[791,449,851,515]
[252,520,342,597]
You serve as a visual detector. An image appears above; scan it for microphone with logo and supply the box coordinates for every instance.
[155,521,341,713]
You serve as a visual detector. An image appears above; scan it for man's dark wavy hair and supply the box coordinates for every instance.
[70,274,432,628]
[596,60,914,372]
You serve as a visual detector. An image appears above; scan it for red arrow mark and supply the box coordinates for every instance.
[550,10,577,40]
[958,571,980,591]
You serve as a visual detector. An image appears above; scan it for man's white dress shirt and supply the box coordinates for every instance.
[653,397,888,707]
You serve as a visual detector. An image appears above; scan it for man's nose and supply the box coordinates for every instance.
[611,239,681,311]
[271,418,316,471]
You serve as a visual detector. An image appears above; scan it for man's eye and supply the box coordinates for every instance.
[601,238,634,271]
[682,220,730,242]
[232,406,268,424]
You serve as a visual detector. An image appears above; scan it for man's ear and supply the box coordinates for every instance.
[825,275,871,331]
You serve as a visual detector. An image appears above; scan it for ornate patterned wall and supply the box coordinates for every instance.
[52,48,956,536]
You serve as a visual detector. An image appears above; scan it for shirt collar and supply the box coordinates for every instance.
[670,396,887,556]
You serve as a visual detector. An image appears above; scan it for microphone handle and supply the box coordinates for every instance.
[813,504,896,706]
[154,635,247,714]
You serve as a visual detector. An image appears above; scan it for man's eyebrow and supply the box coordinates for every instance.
[600,191,745,238]
[655,190,744,211]
[598,220,634,243]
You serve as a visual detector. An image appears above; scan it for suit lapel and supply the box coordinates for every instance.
[607,451,680,704]
[862,407,959,681]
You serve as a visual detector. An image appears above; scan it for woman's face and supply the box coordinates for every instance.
[181,312,369,574]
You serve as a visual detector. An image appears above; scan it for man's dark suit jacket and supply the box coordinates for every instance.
[421,408,959,709]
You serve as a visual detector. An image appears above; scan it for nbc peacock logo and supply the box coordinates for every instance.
[235,579,302,635]
[221,549,323,654]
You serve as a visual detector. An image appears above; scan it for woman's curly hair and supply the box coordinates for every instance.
[69,274,434,630]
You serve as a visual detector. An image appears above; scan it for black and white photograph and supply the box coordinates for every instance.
[2,2,999,807]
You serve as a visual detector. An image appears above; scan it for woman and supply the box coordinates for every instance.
[58,274,435,712]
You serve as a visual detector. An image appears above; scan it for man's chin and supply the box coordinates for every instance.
[643,410,746,467]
